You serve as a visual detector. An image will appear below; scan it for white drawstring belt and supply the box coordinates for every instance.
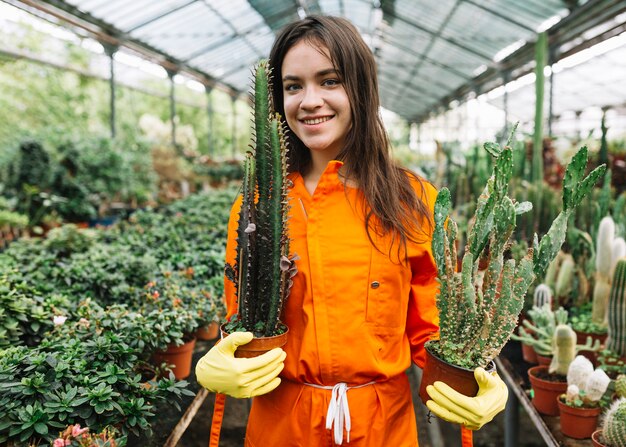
[304,381,376,444]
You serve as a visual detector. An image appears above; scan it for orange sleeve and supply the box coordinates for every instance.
[406,179,440,368]
[224,195,243,320]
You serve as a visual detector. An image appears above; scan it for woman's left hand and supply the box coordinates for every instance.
[425,367,508,430]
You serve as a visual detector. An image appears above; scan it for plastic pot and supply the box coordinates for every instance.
[558,397,602,439]
[521,342,538,364]
[195,321,220,340]
[528,365,567,416]
[220,324,289,358]
[591,429,607,447]
[152,337,196,380]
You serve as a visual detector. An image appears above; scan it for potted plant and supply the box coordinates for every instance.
[418,133,606,404]
[222,61,297,358]
[558,355,611,439]
[591,397,626,447]
[520,285,552,364]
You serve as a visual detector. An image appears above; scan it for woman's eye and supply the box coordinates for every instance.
[323,79,339,87]
[284,84,300,92]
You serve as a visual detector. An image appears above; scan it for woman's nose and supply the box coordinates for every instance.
[300,86,324,109]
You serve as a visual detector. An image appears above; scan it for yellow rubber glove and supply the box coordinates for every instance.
[195,332,286,398]
[425,367,508,430]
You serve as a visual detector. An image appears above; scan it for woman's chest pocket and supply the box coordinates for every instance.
[366,246,409,329]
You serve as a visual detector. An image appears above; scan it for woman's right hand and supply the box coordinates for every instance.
[195,332,286,398]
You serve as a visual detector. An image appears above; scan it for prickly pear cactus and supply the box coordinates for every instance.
[603,398,626,447]
[607,259,626,357]
[225,61,296,337]
[431,133,606,369]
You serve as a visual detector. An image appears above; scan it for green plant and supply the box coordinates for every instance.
[593,216,621,325]
[602,398,626,447]
[224,61,296,337]
[616,375,626,399]
[533,283,552,308]
[607,258,626,357]
[597,349,626,379]
[430,131,606,369]
[53,424,124,447]
[569,303,608,335]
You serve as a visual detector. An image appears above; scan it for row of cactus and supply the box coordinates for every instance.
[602,398,626,447]
[430,123,606,368]
[512,304,600,374]
[593,216,626,325]
[224,61,296,337]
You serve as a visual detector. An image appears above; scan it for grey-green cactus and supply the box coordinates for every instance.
[602,398,626,447]
[431,130,606,369]
[225,61,296,337]
[533,284,553,309]
[607,259,626,357]
[593,217,619,325]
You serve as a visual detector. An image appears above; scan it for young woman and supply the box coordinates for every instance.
[196,15,507,447]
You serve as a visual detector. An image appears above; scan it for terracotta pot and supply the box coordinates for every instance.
[521,342,538,364]
[528,365,567,416]
[558,397,602,439]
[418,341,496,405]
[220,324,289,358]
[195,321,220,340]
[536,353,553,366]
[591,429,607,447]
[152,337,196,380]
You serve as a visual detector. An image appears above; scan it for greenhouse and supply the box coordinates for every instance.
[1,0,626,446]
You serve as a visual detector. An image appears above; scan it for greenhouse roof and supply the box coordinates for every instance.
[6,0,626,123]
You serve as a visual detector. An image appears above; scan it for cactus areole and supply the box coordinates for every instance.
[224,61,297,338]
[428,130,606,370]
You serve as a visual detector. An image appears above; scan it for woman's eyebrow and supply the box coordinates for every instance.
[282,68,338,82]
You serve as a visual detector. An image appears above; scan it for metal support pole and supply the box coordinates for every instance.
[167,69,178,148]
[102,43,118,138]
[548,49,555,137]
[504,380,519,447]
[503,71,510,144]
[231,96,237,158]
[206,85,214,157]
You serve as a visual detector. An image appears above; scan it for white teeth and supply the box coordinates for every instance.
[303,116,331,125]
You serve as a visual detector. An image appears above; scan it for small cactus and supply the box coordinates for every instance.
[533,283,553,309]
[555,254,575,304]
[616,374,626,399]
[606,259,626,357]
[550,324,578,375]
[602,398,626,447]
[593,216,618,325]
[565,355,610,406]
[567,355,593,389]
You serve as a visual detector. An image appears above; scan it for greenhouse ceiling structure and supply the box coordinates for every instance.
[5,0,626,124]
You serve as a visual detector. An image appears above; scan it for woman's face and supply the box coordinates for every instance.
[281,40,351,161]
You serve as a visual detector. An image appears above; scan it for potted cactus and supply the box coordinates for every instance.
[558,355,611,439]
[418,132,606,404]
[592,398,626,447]
[606,258,626,359]
[222,61,297,358]
[520,285,552,364]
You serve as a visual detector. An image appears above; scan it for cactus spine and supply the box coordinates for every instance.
[603,398,626,447]
[533,283,553,309]
[607,258,626,356]
[227,61,295,337]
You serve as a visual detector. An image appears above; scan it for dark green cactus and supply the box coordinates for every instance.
[607,259,626,357]
[430,127,606,369]
[225,61,296,337]
[603,398,626,447]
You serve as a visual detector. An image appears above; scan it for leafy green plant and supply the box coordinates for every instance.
[431,129,606,369]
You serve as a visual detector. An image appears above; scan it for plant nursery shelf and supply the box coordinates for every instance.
[497,342,594,447]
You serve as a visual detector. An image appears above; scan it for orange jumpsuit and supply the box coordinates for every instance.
[224,160,440,447]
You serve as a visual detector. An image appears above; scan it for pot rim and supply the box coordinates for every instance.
[425,340,496,373]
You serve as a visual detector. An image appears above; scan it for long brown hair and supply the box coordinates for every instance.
[269,15,432,256]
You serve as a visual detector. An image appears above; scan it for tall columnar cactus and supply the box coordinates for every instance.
[533,284,553,309]
[225,61,296,337]
[616,374,626,399]
[602,398,626,447]
[550,324,577,375]
[593,217,618,324]
[606,259,626,356]
[555,254,575,305]
[432,132,606,369]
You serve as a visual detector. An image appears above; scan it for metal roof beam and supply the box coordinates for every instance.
[10,0,242,96]
[410,0,626,123]
[127,0,200,33]
[461,0,535,33]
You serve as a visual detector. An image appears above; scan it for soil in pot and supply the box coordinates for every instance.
[418,342,496,405]
[528,365,567,416]
[557,397,602,439]
[220,324,289,359]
